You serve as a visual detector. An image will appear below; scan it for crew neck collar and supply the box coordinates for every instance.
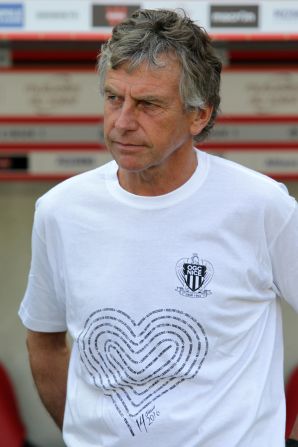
[105,149,209,210]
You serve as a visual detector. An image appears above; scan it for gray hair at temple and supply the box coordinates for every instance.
[98,8,222,143]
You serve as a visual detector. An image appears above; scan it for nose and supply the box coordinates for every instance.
[114,101,139,132]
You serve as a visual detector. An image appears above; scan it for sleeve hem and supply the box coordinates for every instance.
[269,200,297,251]
[18,305,67,333]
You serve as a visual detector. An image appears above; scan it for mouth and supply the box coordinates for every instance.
[112,141,145,151]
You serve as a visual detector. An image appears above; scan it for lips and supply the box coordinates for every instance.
[112,141,147,152]
[114,141,144,147]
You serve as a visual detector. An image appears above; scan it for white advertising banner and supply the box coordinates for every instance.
[30,150,112,174]
[1,149,297,180]
[221,70,298,116]
[1,68,298,117]
[0,70,103,116]
[0,68,297,179]
[0,1,298,39]
[0,122,104,146]
[207,150,298,177]
[25,2,89,33]
[1,121,298,147]
[208,122,298,145]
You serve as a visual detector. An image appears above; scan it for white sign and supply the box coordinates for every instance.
[30,150,112,174]
[207,150,298,176]
[0,71,103,116]
[0,122,104,145]
[221,70,298,116]
[208,121,298,144]
[1,1,298,39]
[1,68,298,117]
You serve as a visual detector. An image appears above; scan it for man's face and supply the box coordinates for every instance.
[103,56,208,178]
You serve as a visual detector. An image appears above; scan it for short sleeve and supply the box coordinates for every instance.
[269,202,298,313]
[18,202,67,332]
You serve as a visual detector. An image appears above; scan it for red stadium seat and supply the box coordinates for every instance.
[0,363,26,447]
[286,366,298,438]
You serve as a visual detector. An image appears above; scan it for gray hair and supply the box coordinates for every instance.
[98,8,222,142]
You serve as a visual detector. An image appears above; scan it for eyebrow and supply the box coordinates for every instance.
[104,86,120,96]
[136,95,167,105]
[104,85,168,105]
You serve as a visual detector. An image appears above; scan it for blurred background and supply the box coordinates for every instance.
[0,1,298,445]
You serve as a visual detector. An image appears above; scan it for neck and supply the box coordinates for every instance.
[117,149,198,196]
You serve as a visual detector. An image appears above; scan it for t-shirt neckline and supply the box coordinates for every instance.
[105,148,209,209]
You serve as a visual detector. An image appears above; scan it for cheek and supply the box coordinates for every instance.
[103,114,114,138]
[103,104,116,128]
[157,118,189,144]
[103,122,109,141]
[146,116,174,137]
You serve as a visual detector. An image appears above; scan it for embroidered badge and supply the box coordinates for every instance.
[175,253,213,298]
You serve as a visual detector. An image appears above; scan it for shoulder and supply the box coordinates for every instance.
[33,161,117,235]
[36,161,115,214]
[206,152,297,226]
[208,152,293,203]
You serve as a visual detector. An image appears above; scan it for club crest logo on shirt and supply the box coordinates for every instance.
[175,253,214,298]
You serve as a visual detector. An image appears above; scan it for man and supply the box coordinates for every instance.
[19,9,298,447]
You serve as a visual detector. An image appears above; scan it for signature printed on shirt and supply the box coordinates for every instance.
[136,406,160,433]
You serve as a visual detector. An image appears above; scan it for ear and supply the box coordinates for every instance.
[189,105,213,136]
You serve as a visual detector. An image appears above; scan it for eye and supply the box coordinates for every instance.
[139,100,159,110]
[106,94,117,101]
[142,100,153,107]
[105,93,122,107]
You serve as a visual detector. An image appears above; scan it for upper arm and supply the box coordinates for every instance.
[26,330,68,353]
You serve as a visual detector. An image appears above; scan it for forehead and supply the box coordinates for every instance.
[104,56,182,96]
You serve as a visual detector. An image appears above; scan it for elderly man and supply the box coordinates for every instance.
[19,8,298,447]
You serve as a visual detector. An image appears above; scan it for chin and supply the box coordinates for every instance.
[118,163,148,173]
[113,154,149,172]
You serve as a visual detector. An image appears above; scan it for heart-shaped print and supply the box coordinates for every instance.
[78,308,208,435]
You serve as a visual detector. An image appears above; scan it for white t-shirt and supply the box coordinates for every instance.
[19,150,298,447]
